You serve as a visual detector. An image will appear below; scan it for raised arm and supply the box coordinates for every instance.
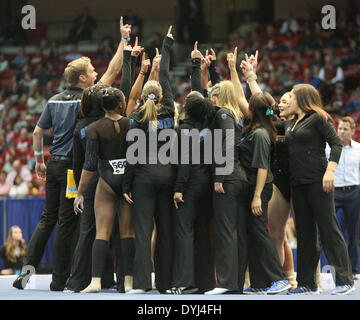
[126,53,151,117]
[148,48,161,81]
[100,17,131,86]
[240,50,262,96]
[190,41,203,94]
[227,47,249,116]
[208,48,220,86]
[130,36,144,84]
[119,46,133,105]
[159,25,175,111]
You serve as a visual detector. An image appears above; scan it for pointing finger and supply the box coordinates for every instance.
[194,41,198,51]
[167,25,172,35]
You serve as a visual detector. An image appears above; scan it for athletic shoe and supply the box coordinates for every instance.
[331,284,355,295]
[50,281,65,291]
[166,287,199,294]
[243,287,268,295]
[267,280,292,294]
[204,287,230,294]
[288,286,320,295]
[12,265,35,290]
[126,289,149,294]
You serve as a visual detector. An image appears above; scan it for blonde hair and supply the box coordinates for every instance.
[209,83,220,99]
[217,81,243,120]
[64,56,91,86]
[5,226,26,264]
[139,80,162,129]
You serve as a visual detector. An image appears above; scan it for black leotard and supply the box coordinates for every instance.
[83,117,130,197]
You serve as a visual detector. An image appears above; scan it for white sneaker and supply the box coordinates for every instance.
[204,287,230,295]
[126,289,148,294]
[331,284,355,295]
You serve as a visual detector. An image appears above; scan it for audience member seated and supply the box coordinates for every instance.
[325,83,349,114]
[97,37,115,60]
[64,45,82,62]
[0,226,26,275]
[318,54,344,85]
[0,53,9,72]
[27,88,47,115]
[19,72,38,93]
[67,7,97,44]
[11,47,27,69]
[346,87,360,113]
[0,171,11,196]
[30,47,47,66]
[27,179,39,196]
[9,175,29,196]
[6,159,32,185]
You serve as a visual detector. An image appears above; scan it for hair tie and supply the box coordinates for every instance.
[266,108,274,116]
[148,93,156,100]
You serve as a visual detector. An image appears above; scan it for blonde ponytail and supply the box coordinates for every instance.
[140,80,162,130]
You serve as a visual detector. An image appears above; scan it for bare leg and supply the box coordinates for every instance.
[268,185,291,265]
[81,178,118,293]
[283,234,297,289]
[316,261,322,293]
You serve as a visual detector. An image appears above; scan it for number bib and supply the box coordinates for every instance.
[108,159,127,175]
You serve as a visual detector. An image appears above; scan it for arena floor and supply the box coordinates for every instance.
[0,273,359,300]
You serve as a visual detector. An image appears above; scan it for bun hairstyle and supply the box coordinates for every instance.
[244,91,277,143]
[97,87,126,114]
[80,83,108,118]
[139,80,162,127]
[184,91,215,125]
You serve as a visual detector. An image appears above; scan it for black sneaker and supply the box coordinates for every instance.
[12,265,35,289]
[166,287,199,294]
[50,281,65,291]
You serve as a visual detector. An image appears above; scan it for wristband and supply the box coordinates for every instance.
[34,150,43,156]
[121,36,130,41]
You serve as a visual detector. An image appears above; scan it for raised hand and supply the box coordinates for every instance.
[245,50,258,72]
[191,41,203,60]
[124,44,132,51]
[210,48,217,61]
[166,25,174,40]
[131,36,144,57]
[227,47,238,70]
[152,48,161,71]
[240,59,253,74]
[120,16,132,38]
[204,49,212,68]
[140,53,151,74]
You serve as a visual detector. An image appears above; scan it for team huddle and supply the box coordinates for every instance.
[12,19,356,296]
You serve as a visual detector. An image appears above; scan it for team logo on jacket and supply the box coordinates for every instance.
[221,113,227,120]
